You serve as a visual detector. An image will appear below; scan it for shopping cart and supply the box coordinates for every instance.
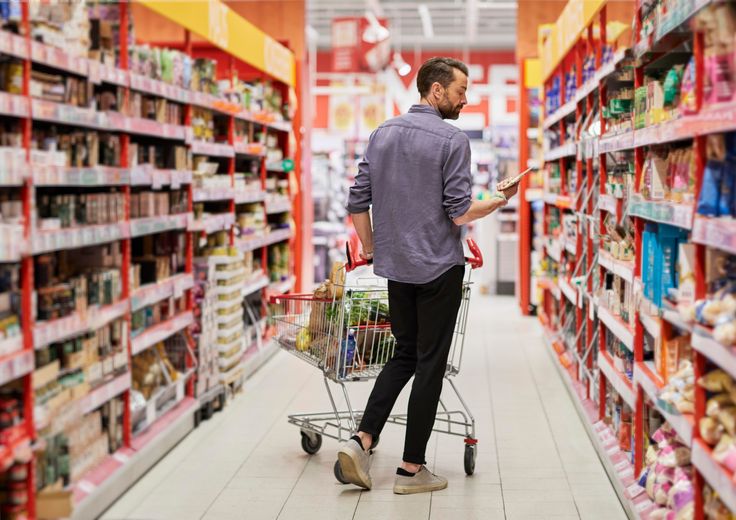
[269,238,482,481]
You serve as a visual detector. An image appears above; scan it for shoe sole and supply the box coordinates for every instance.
[393,480,448,495]
[337,449,372,490]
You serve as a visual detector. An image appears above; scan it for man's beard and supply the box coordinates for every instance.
[439,99,462,120]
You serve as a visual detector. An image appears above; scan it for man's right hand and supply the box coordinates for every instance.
[501,182,519,199]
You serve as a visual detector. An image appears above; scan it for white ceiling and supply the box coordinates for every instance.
[307,0,518,50]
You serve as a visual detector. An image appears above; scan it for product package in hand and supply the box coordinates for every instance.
[496,167,533,193]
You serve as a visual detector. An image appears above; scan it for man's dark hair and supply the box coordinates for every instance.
[416,57,469,98]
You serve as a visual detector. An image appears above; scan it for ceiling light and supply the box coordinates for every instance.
[363,10,390,43]
[417,4,434,38]
[393,52,411,76]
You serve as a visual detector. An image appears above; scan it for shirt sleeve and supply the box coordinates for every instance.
[346,133,373,214]
[442,131,473,220]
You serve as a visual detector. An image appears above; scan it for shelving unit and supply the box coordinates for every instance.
[532,0,736,517]
[0,1,300,517]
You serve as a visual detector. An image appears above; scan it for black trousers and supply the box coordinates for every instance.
[358,264,465,465]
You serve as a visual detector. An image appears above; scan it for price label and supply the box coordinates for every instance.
[77,480,96,494]
[174,278,184,299]
[627,483,645,499]
[152,171,163,191]
[171,172,182,191]
[635,500,653,513]
[176,380,185,402]
[113,452,130,464]
[605,445,620,457]
[614,459,629,472]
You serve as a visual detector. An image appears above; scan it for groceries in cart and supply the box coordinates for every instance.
[272,260,396,378]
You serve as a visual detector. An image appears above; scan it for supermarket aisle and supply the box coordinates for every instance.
[102,295,626,520]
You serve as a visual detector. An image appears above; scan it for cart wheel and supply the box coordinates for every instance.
[334,460,349,484]
[464,444,476,476]
[300,431,322,455]
[194,409,202,428]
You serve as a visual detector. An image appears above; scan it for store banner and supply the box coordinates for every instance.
[331,17,391,73]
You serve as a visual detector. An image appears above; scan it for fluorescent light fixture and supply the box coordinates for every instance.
[363,10,390,43]
[417,4,434,38]
[393,52,411,76]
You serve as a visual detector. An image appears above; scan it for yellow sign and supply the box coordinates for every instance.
[137,0,295,86]
[524,59,542,89]
[540,0,607,82]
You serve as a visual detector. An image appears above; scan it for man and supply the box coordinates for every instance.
[339,57,518,495]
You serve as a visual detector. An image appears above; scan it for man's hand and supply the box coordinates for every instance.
[360,250,374,261]
[501,182,519,200]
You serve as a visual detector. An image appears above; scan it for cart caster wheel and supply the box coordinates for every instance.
[334,460,349,484]
[217,393,225,410]
[300,431,322,455]
[464,444,476,476]
[194,409,202,428]
[203,402,214,420]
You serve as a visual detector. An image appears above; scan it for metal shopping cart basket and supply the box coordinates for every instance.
[269,238,482,482]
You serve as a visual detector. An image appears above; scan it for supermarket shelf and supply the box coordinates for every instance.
[33,166,130,187]
[131,273,194,312]
[0,167,27,187]
[598,306,635,352]
[597,49,629,83]
[542,329,657,519]
[214,267,246,282]
[0,224,25,262]
[242,339,279,380]
[628,196,694,230]
[194,187,236,202]
[599,132,634,154]
[268,276,296,296]
[636,0,712,59]
[72,398,197,520]
[189,140,235,158]
[543,193,573,209]
[131,311,194,356]
[0,350,34,387]
[34,299,129,349]
[640,310,661,340]
[634,362,694,446]
[106,112,187,141]
[266,162,288,173]
[0,91,30,118]
[598,194,620,217]
[575,78,598,104]
[130,213,189,238]
[525,188,544,202]
[32,98,106,129]
[692,440,736,515]
[0,335,22,359]
[662,305,694,333]
[238,228,293,252]
[265,197,292,214]
[559,278,578,307]
[526,159,541,170]
[129,73,190,104]
[543,99,577,130]
[81,372,132,415]
[242,274,270,297]
[31,40,87,76]
[545,142,577,162]
[692,216,736,255]
[563,237,577,256]
[537,277,561,300]
[130,167,192,189]
[692,326,736,380]
[95,63,129,87]
[598,251,635,284]
[598,351,636,408]
[234,190,266,205]
[188,213,236,234]
[266,120,293,133]
[234,142,266,157]
[0,31,28,59]
[32,222,130,255]
[544,237,562,262]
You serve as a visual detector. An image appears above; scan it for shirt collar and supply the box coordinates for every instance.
[408,104,442,118]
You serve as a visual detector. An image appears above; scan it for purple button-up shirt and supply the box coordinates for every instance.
[347,104,473,284]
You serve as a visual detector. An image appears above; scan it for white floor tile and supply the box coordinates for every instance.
[103,295,627,520]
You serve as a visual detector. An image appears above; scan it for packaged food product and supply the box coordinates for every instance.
[699,369,734,393]
[698,160,724,217]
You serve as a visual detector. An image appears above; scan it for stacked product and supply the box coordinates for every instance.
[192,262,219,398]
[638,423,695,518]
[697,134,736,220]
[698,369,736,478]
[211,251,247,383]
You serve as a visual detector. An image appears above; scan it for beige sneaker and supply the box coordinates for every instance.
[393,466,448,495]
[337,438,372,490]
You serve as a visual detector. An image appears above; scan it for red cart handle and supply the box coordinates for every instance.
[346,238,483,273]
[465,238,483,270]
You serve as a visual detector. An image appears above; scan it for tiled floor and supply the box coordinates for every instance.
[102,295,627,520]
